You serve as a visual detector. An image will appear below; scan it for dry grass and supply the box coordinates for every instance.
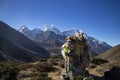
[48,61,63,80]
[88,60,120,77]
[89,45,120,78]
[98,45,120,61]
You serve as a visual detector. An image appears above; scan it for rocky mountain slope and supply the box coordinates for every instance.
[19,26,112,55]
[0,21,50,62]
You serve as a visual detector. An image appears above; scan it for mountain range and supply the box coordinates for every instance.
[0,21,50,62]
[18,25,112,56]
[0,21,120,80]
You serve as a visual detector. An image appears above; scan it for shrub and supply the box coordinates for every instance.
[48,59,58,66]
[18,63,32,70]
[30,76,51,80]
[76,76,85,80]
[30,72,47,77]
[38,58,47,62]
[29,72,51,80]
[34,62,53,72]
[49,55,63,61]
[91,58,108,65]
[0,62,19,80]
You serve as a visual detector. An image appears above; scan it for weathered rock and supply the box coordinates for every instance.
[83,76,94,80]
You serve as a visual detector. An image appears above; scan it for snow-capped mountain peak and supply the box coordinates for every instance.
[40,25,49,32]
[18,26,31,36]
[40,24,61,34]
[19,26,30,33]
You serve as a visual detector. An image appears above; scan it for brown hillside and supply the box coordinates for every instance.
[97,44,120,61]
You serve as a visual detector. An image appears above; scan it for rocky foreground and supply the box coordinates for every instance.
[1,55,120,80]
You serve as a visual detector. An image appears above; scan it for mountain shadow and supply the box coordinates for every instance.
[91,67,120,80]
[0,21,50,62]
[104,67,120,80]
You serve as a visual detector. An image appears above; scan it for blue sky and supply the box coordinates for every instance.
[0,0,120,46]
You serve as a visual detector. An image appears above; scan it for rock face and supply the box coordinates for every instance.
[0,21,50,62]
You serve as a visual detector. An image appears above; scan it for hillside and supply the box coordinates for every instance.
[0,21,50,62]
[88,45,120,80]
[97,44,120,61]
